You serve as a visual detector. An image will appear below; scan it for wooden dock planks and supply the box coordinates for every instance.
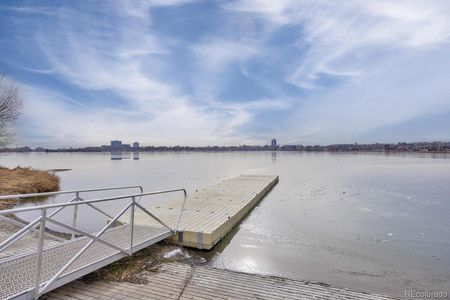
[42,263,396,300]
[128,175,279,250]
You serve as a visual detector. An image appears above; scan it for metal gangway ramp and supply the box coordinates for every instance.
[0,186,186,300]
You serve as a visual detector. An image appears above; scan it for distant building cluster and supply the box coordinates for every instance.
[2,141,450,153]
[279,142,450,152]
[110,140,140,160]
[109,140,139,152]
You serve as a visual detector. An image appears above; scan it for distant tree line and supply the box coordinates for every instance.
[2,142,450,153]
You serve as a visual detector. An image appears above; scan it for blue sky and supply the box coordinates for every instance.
[1,0,450,147]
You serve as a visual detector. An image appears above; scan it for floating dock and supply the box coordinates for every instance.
[128,175,279,249]
[41,262,395,300]
[0,176,279,299]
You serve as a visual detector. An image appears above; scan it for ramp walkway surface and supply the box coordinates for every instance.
[0,220,61,260]
[0,224,171,300]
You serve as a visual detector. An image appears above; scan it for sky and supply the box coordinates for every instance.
[1,0,450,148]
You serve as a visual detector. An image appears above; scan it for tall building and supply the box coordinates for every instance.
[133,141,140,160]
[110,140,122,151]
[110,140,122,160]
[271,138,277,148]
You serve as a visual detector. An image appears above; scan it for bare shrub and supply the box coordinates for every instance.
[0,75,22,146]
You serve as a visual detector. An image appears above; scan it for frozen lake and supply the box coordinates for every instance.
[1,151,449,297]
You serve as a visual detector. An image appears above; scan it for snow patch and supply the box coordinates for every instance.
[163,248,183,259]
[163,248,191,259]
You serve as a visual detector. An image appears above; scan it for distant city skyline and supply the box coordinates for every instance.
[6,134,450,150]
[1,1,450,148]
[2,140,450,154]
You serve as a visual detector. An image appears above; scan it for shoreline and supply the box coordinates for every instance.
[0,166,59,210]
[2,149,450,154]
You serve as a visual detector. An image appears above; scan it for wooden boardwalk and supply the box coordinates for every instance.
[127,175,279,249]
[42,263,396,300]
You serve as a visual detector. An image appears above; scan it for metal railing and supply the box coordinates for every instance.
[0,185,144,240]
[0,187,187,299]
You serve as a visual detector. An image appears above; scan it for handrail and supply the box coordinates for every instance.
[0,185,144,242]
[0,188,187,215]
[0,185,144,200]
[0,187,187,299]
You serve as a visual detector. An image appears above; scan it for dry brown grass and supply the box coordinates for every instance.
[0,166,59,209]
[82,245,166,283]
[83,244,203,284]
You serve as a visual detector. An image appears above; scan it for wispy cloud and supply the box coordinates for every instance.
[226,0,450,143]
[192,39,258,71]
[2,0,450,146]
[5,1,291,147]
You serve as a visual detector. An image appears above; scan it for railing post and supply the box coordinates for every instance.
[72,192,79,239]
[34,209,46,299]
[175,189,187,233]
[40,202,133,295]
[129,196,135,255]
